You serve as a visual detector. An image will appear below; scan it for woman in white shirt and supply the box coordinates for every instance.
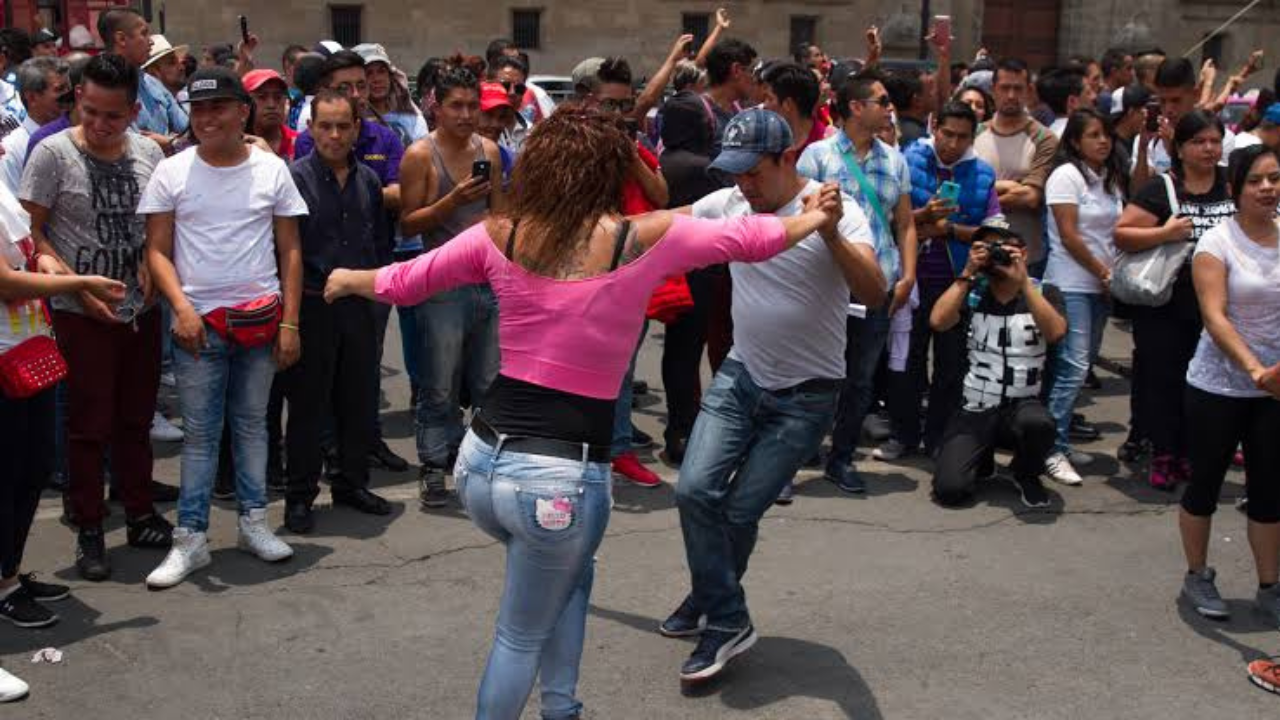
[1176,144,1280,625]
[1042,108,1125,486]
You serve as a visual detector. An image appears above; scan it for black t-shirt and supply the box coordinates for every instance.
[1130,168,1234,244]
[961,281,1066,412]
[660,149,722,208]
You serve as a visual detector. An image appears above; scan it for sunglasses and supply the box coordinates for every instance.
[861,95,892,108]
[500,80,527,97]
[600,97,636,114]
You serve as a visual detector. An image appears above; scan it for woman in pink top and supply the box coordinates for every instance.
[325,104,839,720]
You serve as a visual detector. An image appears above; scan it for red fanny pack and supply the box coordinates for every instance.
[645,275,695,324]
[203,295,282,348]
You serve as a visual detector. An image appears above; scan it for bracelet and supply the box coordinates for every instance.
[956,274,975,284]
[279,322,300,331]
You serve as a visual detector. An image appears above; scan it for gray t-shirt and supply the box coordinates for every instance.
[19,131,163,314]
[693,180,875,390]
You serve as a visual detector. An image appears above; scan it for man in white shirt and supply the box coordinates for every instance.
[141,68,305,590]
[664,108,885,684]
[1132,57,1235,189]
[0,56,68,194]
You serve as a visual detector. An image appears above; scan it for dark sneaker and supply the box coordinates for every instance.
[824,462,865,494]
[631,424,655,450]
[148,480,180,503]
[1182,567,1229,619]
[1068,414,1101,441]
[0,588,58,628]
[660,596,707,638]
[18,573,68,602]
[1117,438,1149,464]
[680,625,758,681]
[1083,368,1102,390]
[419,467,451,509]
[1009,475,1050,508]
[75,527,110,581]
[774,481,795,506]
[368,440,410,472]
[126,513,174,549]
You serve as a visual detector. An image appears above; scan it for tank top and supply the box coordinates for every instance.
[423,136,488,252]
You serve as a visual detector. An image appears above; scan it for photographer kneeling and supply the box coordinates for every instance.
[929,223,1068,508]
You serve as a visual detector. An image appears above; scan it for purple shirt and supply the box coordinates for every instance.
[26,112,71,158]
[293,118,404,187]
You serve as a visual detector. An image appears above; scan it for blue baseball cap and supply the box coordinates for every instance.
[709,108,794,176]
[1263,103,1280,126]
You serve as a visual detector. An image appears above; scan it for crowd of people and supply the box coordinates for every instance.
[0,6,1278,714]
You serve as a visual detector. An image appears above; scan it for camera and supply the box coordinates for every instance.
[987,240,1013,268]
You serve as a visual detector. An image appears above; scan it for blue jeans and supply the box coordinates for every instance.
[173,331,276,531]
[414,285,501,468]
[610,322,648,458]
[675,359,838,629]
[828,306,890,465]
[455,430,612,720]
[1045,292,1108,454]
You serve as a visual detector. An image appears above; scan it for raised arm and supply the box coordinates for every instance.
[635,34,695,120]
[694,8,731,68]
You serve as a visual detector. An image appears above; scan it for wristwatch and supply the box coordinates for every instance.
[956,274,976,284]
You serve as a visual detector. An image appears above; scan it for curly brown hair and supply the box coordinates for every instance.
[503,102,634,274]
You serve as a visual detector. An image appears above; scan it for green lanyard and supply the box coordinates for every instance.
[839,143,889,230]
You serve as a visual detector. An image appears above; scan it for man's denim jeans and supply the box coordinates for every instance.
[1046,292,1108,454]
[413,284,501,468]
[173,330,275,532]
[829,306,890,465]
[454,430,611,720]
[675,359,838,630]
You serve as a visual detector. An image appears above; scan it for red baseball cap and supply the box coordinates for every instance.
[480,82,513,112]
[242,69,288,94]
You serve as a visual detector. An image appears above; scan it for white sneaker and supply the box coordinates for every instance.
[149,412,184,442]
[237,509,293,563]
[146,527,210,589]
[0,666,28,702]
[1045,452,1084,486]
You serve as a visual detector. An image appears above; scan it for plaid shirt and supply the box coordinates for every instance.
[798,132,910,285]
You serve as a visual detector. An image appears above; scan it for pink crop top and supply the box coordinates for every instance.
[374,213,787,400]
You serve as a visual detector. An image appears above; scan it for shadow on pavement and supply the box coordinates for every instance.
[610,481,678,515]
[689,635,884,719]
[284,500,409,541]
[792,472,918,500]
[185,542,334,594]
[1177,595,1275,663]
[590,604,883,718]
[0,596,159,656]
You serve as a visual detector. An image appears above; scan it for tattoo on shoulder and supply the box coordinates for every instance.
[617,225,647,267]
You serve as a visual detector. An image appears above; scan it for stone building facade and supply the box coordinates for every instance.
[153,0,982,78]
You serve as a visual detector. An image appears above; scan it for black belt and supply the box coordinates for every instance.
[769,377,844,397]
[471,417,612,464]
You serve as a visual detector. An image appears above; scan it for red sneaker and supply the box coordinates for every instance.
[612,452,663,488]
[1248,659,1280,695]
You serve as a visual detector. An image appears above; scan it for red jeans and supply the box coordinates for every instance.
[53,308,160,527]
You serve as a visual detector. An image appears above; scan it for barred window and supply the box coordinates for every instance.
[330,5,362,48]
[512,9,542,50]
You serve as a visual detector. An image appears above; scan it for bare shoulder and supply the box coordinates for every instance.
[478,136,502,162]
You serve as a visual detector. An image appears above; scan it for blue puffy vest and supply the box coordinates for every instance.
[904,143,998,276]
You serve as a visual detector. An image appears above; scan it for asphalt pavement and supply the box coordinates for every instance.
[3,318,1277,719]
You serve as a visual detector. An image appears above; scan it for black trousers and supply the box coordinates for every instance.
[660,268,714,444]
[888,282,967,452]
[283,295,378,505]
[1131,275,1200,458]
[932,400,1055,507]
[0,388,53,578]
[1182,386,1280,523]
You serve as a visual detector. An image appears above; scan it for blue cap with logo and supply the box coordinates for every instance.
[709,108,794,176]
